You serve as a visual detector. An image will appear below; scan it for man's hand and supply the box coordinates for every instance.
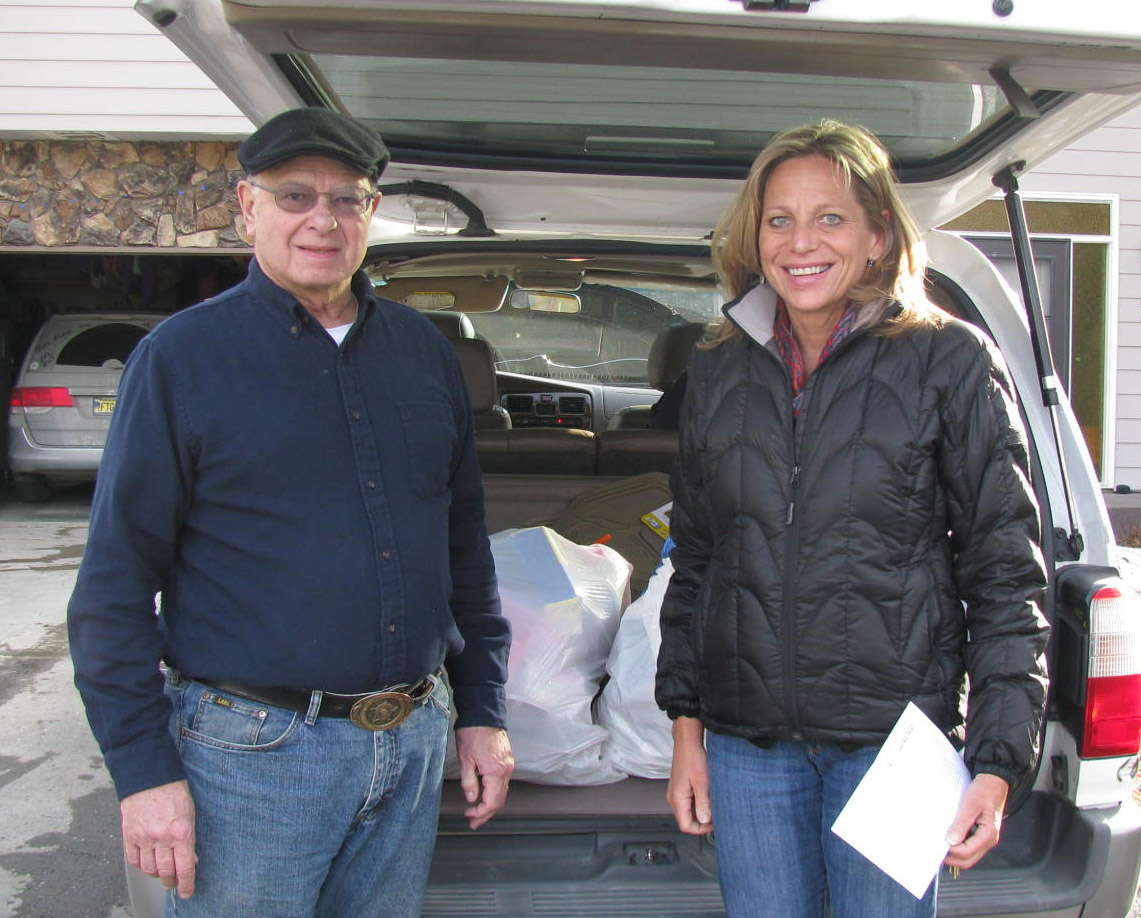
[120,780,198,899]
[667,717,713,836]
[455,726,514,830]
[944,773,1010,871]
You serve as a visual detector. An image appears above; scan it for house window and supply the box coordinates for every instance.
[941,200,1114,481]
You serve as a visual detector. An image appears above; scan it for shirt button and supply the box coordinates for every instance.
[289,325,300,337]
[352,410,361,420]
[367,479,376,489]
[380,549,392,561]
[388,624,397,633]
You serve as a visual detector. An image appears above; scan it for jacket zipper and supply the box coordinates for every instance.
[765,321,879,741]
[757,343,806,739]
[782,453,803,737]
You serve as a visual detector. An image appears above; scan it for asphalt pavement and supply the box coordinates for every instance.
[0,484,130,918]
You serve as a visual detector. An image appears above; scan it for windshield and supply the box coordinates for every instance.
[452,280,722,387]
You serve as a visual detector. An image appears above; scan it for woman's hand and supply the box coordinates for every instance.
[667,716,714,835]
[944,773,1010,870]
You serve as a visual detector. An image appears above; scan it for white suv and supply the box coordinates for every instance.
[132,2,1141,916]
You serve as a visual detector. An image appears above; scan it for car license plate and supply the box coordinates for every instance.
[93,397,116,415]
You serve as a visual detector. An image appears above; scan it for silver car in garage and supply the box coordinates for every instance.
[7,312,165,502]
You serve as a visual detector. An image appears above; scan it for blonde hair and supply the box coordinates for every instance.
[709,120,943,345]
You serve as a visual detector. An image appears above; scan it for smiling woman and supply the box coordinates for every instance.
[658,121,1049,918]
[757,154,886,360]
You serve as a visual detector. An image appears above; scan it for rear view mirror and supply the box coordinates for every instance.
[508,290,582,314]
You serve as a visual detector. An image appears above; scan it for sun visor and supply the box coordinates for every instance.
[373,274,509,313]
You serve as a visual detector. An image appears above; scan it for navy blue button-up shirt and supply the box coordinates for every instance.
[68,259,509,799]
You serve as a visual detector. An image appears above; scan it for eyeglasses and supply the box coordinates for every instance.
[246,180,377,217]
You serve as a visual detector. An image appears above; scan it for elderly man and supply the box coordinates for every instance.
[68,107,513,917]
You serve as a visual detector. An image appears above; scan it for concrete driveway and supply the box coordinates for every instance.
[0,485,130,918]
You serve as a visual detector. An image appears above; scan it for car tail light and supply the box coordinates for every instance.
[1083,586,1141,757]
[10,386,74,409]
[1057,568,1141,759]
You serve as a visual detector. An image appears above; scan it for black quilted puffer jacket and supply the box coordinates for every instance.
[655,286,1050,785]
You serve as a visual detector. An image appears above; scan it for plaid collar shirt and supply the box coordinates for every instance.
[773,300,859,415]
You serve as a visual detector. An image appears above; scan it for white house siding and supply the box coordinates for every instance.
[1019,107,1141,489]
[0,0,253,138]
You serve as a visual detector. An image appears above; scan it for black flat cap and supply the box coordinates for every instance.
[238,108,390,181]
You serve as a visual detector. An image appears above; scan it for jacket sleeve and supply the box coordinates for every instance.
[441,349,510,730]
[937,329,1050,787]
[67,334,193,799]
[655,352,714,719]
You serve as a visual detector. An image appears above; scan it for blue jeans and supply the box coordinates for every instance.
[163,672,450,918]
[706,733,937,918]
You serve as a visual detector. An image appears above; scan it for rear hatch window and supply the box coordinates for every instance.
[55,323,150,368]
[309,53,1008,178]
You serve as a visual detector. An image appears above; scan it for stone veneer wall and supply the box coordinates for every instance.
[0,139,251,250]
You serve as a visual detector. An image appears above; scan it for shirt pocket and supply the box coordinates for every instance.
[398,400,457,499]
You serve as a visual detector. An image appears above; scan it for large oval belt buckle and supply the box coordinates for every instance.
[350,691,413,731]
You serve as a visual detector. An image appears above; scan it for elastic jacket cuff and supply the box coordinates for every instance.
[970,763,1021,788]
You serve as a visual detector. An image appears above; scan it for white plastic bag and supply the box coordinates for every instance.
[598,558,675,778]
[449,526,631,785]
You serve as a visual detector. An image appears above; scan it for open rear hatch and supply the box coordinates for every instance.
[139,0,1141,239]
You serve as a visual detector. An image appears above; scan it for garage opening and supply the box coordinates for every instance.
[1,252,251,498]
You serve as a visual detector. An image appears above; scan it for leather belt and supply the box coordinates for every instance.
[198,672,439,731]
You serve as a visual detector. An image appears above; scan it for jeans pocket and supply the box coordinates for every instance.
[181,684,299,752]
[427,674,453,718]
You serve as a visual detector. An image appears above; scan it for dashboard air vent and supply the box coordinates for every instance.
[504,395,534,414]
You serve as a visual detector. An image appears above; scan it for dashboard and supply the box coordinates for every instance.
[501,391,591,428]
[495,371,659,433]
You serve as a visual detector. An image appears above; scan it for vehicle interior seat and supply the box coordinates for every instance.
[595,428,679,476]
[450,338,512,430]
[475,428,598,475]
[608,322,707,430]
[423,310,477,339]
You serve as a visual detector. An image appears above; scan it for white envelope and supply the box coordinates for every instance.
[831,702,972,899]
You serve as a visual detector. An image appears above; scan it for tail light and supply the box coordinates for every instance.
[10,386,74,410]
[1057,569,1141,758]
[1083,586,1141,757]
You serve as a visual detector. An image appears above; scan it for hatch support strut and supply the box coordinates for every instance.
[993,164,1084,561]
